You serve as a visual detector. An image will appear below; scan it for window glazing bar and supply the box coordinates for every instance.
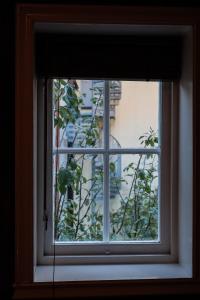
[52,148,160,155]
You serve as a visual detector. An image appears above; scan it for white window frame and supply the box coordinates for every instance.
[37,80,178,265]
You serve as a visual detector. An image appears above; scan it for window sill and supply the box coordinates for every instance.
[35,263,192,282]
[14,264,195,299]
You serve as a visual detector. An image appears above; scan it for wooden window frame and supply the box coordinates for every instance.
[15,4,200,298]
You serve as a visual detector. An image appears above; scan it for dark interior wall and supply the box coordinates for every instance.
[1,1,200,299]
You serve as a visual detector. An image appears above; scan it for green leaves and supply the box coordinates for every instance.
[123,162,134,172]
[57,167,74,195]
[60,79,67,86]
[54,116,64,129]
[53,80,82,132]
[109,162,116,173]
[139,127,158,148]
[138,170,145,180]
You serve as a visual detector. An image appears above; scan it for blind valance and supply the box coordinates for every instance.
[36,33,182,80]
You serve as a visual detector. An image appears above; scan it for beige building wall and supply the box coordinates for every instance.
[109,81,159,212]
[110,81,159,148]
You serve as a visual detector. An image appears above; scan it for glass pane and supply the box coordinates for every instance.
[109,154,159,241]
[53,153,104,242]
[110,81,159,148]
[53,79,104,148]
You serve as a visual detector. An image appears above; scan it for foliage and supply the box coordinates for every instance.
[110,137,158,240]
[53,79,158,242]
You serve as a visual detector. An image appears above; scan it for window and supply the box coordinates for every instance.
[15,4,198,298]
[37,79,176,264]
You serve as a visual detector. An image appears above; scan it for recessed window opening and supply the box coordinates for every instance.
[36,27,182,264]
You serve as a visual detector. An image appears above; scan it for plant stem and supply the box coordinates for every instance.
[116,154,142,235]
[74,155,85,239]
[77,188,101,233]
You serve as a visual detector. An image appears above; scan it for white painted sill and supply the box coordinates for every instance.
[35,263,192,282]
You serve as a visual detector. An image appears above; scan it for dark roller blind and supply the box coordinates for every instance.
[35,33,182,80]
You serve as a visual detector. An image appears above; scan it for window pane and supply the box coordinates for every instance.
[53,79,104,148]
[53,153,104,242]
[109,154,159,241]
[110,81,159,148]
